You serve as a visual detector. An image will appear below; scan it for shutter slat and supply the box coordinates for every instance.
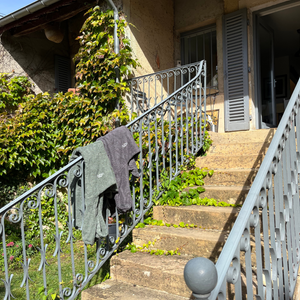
[223,8,249,131]
[228,61,244,68]
[228,81,244,88]
[228,73,245,80]
[55,55,71,93]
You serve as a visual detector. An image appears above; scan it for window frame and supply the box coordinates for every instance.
[180,25,217,89]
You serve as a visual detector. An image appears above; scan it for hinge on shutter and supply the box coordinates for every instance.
[247,19,250,26]
[248,67,251,73]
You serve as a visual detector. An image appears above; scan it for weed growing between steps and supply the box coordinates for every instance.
[153,167,237,207]
[124,239,181,256]
[132,166,239,234]
[199,130,213,156]
[126,217,215,255]
[136,218,207,229]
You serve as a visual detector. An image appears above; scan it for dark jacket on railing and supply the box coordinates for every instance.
[97,126,140,213]
[70,140,117,245]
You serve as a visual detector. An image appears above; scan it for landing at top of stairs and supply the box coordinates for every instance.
[196,129,275,170]
[209,129,275,145]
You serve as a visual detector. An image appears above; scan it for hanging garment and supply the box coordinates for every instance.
[70,140,117,245]
[97,126,140,213]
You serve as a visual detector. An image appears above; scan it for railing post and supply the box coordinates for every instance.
[184,257,218,299]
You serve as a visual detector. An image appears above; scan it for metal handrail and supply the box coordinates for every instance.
[184,78,300,299]
[0,61,205,216]
[127,60,204,127]
[128,61,203,118]
[129,61,202,81]
[0,60,207,299]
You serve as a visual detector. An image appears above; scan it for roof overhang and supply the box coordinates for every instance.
[0,0,96,36]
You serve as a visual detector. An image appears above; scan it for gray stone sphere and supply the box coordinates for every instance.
[184,257,218,295]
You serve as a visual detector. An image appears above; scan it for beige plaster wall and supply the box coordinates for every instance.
[123,0,175,113]
[174,0,224,33]
[123,0,175,77]
[224,0,239,13]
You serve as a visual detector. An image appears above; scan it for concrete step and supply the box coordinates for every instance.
[153,205,239,231]
[196,154,263,170]
[199,185,250,205]
[208,142,269,156]
[133,225,227,259]
[209,129,275,145]
[110,251,194,298]
[203,168,257,187]
[81,279,190,300]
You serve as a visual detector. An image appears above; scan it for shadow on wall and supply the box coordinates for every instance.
[0,15,83,94]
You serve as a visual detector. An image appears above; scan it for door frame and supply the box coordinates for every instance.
[252,1,300,129]
[254,16,276,129]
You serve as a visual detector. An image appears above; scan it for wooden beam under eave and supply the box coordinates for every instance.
[0,0,79,35]
[11,3,94,37]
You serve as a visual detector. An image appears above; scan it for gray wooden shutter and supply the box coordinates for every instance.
[223,9,249,131]
[55,55,71,93]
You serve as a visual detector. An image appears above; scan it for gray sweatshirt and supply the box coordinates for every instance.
[97,126,140,213]
[70,140,117,245]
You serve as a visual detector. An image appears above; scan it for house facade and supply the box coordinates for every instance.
[124,0,300,132]
[1,0,299,132]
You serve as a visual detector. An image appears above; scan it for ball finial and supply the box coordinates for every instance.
[184,257,218,299]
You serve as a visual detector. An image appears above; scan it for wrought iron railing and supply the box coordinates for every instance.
[128,61,203,118]
[184,78,300,299]
[0,60,206,299]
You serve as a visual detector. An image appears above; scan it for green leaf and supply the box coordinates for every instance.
[208,170,214,176]
[196,187,205,193]
[130,246,137,253]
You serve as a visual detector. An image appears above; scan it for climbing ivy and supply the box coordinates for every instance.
[74,6,138,130]
[0,73,32,112]
[200,130,213,156]
[0,7,138,183]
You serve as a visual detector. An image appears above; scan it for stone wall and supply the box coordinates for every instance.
[0,13,87,94]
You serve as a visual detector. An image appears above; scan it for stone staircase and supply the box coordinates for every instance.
[81,129,275,300]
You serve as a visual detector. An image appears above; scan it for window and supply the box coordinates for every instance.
[181,26,218,89]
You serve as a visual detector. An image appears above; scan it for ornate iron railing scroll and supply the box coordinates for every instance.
[184,78,300,300]
[0,60,206,299]
[128,61,202,118]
